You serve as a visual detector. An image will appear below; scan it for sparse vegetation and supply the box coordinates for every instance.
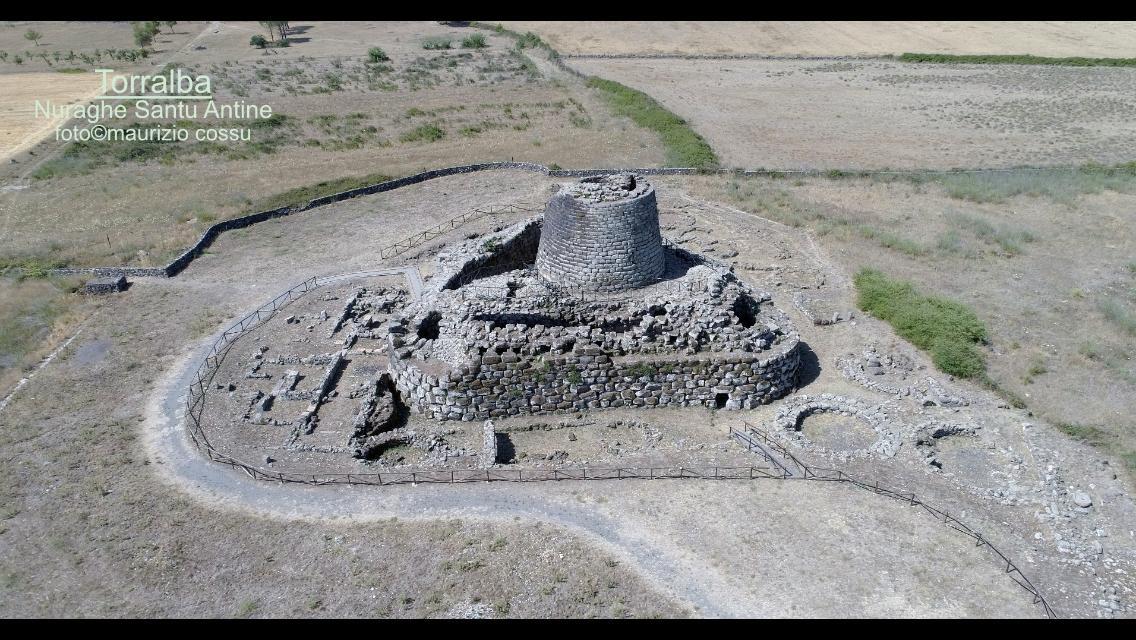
[897,52,1136,67]
[942,211,1037,256]
[854,268,988,378]
[1098,298,1136,336]
[252,172,394,212]
[932,163,1136,205]
[626,363,657,378]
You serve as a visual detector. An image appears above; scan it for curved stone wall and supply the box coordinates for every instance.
[535,175,666,292]
[389,333,800,422]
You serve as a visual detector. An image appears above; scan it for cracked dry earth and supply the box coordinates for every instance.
[2,169,1134,618]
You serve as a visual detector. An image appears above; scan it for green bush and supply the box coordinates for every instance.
[422,37,452,50]
[399,124,445,143]
[854,268,988,378]
[367,47,389,62]
[250,35,267,48]
[461,34,487,49]
[585,76,718,170]
[515,32,544,50]
[566,366,582,386]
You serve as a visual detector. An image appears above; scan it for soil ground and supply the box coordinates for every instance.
[2,21,1135,619]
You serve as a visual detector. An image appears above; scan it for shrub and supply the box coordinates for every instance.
[566,366,582,386]
[461,34,487,49]
[367,47,389,62]
[854,268,988,378]
[515,32,543,50]
[250,35,267,49]
[399,123,445,143]
[422,37,451,50]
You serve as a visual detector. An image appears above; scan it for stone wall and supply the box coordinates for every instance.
[536,177,665,292]
[389,332,799,422]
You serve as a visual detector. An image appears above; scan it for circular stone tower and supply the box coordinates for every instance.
[535,173,666,292]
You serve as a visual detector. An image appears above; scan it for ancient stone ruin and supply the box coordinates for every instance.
[387,173,801,421]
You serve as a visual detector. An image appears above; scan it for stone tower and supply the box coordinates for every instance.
[535,173,665,292]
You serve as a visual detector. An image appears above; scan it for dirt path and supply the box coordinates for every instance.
[146,326,737,615]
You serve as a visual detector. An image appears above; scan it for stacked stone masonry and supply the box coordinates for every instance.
[388,174,801,421]
[536,174,666,292]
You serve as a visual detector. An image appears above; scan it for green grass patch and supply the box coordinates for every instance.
[399,123,445,143]
[897,52,1136,67]
[854,268,988,378]
[933,163,1136,205]
[251,172,393,211]
[585,76,718,169]
[1057,422,1114,447]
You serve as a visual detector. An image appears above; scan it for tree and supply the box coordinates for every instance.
[258,20,288,43]
[250,35,267,49]
[24,29,42,46]
[132,21,159,49]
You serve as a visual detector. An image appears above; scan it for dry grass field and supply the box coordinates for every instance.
[502,21,1136,58]
[677,170,1136,460]
[566,57,1136,170]
[0,21,661,269]
[2,21,1136,619]
[0,72,103,161]
[0,21,206,161]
